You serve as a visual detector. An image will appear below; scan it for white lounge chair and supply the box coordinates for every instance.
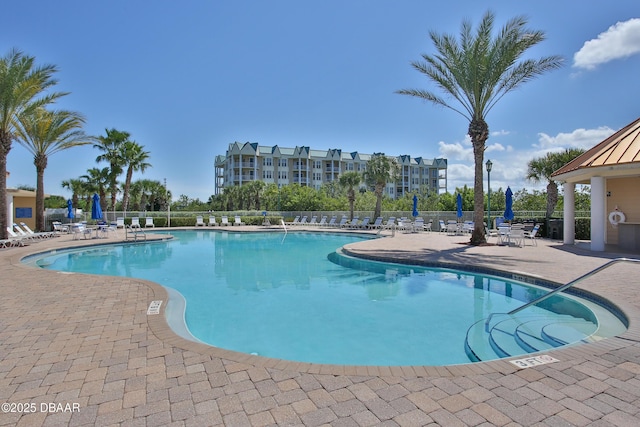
[208,216,217,226]
[195,216,205,226]
[326,216,337,227]
[358,217,370,229]
[234,215,243,226]
[343,216,359,228]
[368,217,383,229]
[286,216,300,226]
[297,216,308,226]
[12,224,38,241]
[145,217,155,228]
[19,222,54,239]
[221,216,229,226]
[6,227,28,246]
[308,216,318,226]
[383,217,396,229]
[116,217,125,228]
[439,220,447,232]
[317,216,328,226]
[336,216,348,228]
[131,217,140,228]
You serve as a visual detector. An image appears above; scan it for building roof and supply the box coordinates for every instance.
[552,116,640,183]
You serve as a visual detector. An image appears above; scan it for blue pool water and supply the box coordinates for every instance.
[28,230,624,366]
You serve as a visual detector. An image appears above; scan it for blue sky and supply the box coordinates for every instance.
[5,1,640,201]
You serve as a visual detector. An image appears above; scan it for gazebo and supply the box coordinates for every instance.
[552,116,640,252]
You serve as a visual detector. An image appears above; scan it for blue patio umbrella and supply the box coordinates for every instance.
[66,199,74,219]
[456,193,463,219]
[412,194,419,217]
[91,193,103,220]
[504,187,514,221]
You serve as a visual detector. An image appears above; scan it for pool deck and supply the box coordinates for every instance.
[1,226,640,426]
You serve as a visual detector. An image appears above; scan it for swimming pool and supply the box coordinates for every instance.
[28,230,626,366]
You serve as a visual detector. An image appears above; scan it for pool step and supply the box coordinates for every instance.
[465,313,597,362]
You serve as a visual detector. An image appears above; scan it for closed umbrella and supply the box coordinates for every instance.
[91,193,103,220]
[67,199,74,220]
[504,187,514,221]
[456,193,463,219]
[412,194,419,218]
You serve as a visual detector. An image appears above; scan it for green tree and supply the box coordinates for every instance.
[338,171,361,220]
[363,154,399,219]
[14,108,93,230]
[61,178,89,212]
[81,167,111,212]
[120,141,151,213]
[526,148,585,219]
[94,128,130,210]
[397,11,562,244]
[0,48,65,239]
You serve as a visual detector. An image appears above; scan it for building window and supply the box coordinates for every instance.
[314,160,322,169]
[346,162,354,171]
[263,170,272,179]
[278,171,288,180]
[279,158,288,167]
[263,157,272,167]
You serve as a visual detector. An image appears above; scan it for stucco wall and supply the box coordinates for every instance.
[606,177,640,244]
[13,196,37,231]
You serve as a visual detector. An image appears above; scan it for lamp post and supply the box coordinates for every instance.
[486,159,492,230]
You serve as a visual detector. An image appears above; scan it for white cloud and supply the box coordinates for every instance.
[491,129,510,137]
[573,18,640,70]
[438,139,473,162]
[534,126,615,150]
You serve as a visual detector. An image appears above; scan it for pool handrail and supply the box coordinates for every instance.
[485,257,640,332]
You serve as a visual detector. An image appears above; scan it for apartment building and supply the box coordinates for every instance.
[214,142,447,198]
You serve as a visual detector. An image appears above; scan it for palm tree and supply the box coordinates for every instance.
[94,128,130,210]
[339,171,361,220]
[363,154,399,219]
[0,48,65,239]
[81,167,111,212]
[526,148,585,219]
[397,11,563,244]
[120,141,151,213]
[61,178,87,211]
[14,108,94,230]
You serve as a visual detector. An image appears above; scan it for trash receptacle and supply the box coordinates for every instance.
[547,218,563,240]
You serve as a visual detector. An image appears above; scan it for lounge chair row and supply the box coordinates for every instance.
[195,215,244,227]
[2,222,61,248]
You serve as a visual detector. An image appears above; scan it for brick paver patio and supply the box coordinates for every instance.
[1,227,639,426]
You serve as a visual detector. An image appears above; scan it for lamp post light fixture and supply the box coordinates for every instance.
[486,159,493,230]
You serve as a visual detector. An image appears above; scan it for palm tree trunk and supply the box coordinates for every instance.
[374,184,383,219]
[122,167,133,213]
[35,161,47,231]
[546,181,558,219]
[469,118,489,245]
[0,131,12,240]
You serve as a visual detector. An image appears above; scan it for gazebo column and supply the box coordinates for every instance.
[563,182,575,245]
[590,176,606,251]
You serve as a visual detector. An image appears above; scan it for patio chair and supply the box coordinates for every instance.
[131,217,141,228]
[208,216,217,226]
[70,223,93,240]
[286,216,300,225]
[343,216,359,228]
[523,224,540,246]
[424,220,433,232]
[234,215,244,226]
[221,216,229,226]
[145,217,155,228]
[298,216,308,226]
[336,216,348,228]
[439,220,447,232]
[52,221,69,235]
[116,217,125,228]
[326,216,337,227]
[308,216,318,226]
[383,217,396,229]
[12,224,38,241]
[358,217,370,229]
[195,216,205,226]
[317,216,328,227]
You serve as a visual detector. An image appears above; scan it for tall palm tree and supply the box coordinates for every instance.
[94,128,130,211]
[0,48,66,239]
[120,141,151,213]
[397,11,563,244]
[527,148,585,219]
[363,154,399,220]
[14,108,94,230]
[339,171,361,220]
